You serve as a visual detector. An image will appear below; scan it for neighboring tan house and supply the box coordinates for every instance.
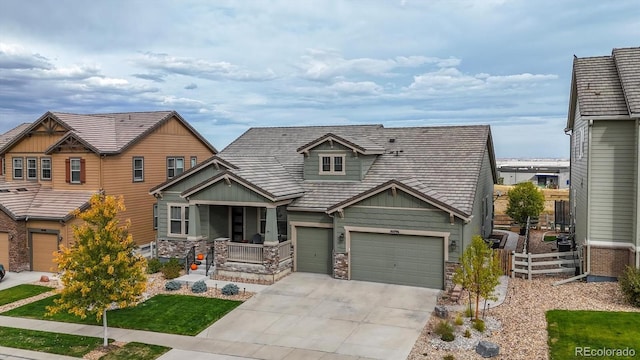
[150,124,497,289]
[497,159,570,189]
[0,111,216,272]
[565,46,640,280]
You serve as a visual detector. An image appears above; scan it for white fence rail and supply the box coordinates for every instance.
[135,242,156,259]
[278,240,292,260]
[511,250,580,280]
[227,243,264,263]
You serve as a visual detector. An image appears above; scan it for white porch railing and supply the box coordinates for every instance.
[227,242,264,263]
[278,240,292,260]
[135,242,156,259]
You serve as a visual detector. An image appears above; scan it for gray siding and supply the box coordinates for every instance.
[303,142,362,181]
[208,205,228,239]
[571,104,589,245]
[189,180,271,203]
[467,148,494,244]
[156,192,186,240]
[162,166,222,193]
[287,211,333,225]
[589,120,636,243]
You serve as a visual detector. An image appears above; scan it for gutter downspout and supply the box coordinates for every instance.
[585,119,593,277]
[637,118,640,269]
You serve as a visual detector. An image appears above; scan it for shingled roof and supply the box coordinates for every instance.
[0,182,96,221]
[568,47,640,129]
[218,124,496,217]
[0,111,217,155]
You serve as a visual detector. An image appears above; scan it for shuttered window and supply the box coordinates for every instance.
[65,158,86,184]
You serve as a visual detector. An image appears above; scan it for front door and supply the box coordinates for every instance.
[231,207,244,242]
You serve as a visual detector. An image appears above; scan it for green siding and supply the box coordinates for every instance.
[590,120,636,243]
[571,104,589,245]
[156,193,186,240]
[359,155,376,179]
[209,205,228,239]
[303,142,362,181]
[288,211,333,224]
[296,227,333,274]
[354,189,429,208]
[162,167,222,193]
[350,232,443,289]
[189,180,271,204]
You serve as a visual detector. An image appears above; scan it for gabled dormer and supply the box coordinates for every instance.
[296,133,384,181]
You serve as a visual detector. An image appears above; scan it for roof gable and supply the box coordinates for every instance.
[181,170,278,202]
[0,112,73,154]
[149,155,237,195]
[296,133,385,155]
[613,47,640,117]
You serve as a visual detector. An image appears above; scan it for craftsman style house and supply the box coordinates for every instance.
[151,124,496,289]
[566,47,640,279]
[0,111,216,272]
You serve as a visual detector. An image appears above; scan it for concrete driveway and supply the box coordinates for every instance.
[0,271,55,290]
[197,273,439,359]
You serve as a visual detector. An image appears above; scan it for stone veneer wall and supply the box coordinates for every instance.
[445,261,459,292]
[333,252,348,280]
[157,238,209,258]
[0,211,28,272]
[213,238,292,284]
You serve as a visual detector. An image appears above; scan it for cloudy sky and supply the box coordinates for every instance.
[1,1,638,158]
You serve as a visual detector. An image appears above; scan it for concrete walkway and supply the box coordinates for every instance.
[0,273,438,360]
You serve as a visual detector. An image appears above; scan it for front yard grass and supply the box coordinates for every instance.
[0,284,53,306]
[546,310,640,359]
[0,326,109,357]
[99,342,170,360]
[4,294,242,336]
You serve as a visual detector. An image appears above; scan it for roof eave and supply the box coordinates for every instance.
[149,156,237,195]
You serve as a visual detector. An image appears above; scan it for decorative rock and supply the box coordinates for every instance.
[39,275,50,282]
[476,340,500,358]
[434,305,448,318]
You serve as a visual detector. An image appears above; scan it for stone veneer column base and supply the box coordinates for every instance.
[157,238,210,258]
[445,261,460,292]
[333,252,348,280]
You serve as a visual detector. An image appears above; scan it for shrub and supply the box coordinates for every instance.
[161,258,182,280]
[454,313,463,326]
[464,328,471,338]
[191,280,207,293]
[473,319,485,333]
[146,258,163,274]
[434,320,455,342]
[464,306,474,318]
[619,266,640,307]
[165,280,182,291]
[443,355,455,360]
[221,283,239,295]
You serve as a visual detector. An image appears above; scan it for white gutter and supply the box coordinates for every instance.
[586,119,592,275]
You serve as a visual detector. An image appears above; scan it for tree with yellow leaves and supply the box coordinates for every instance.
[47,194,147,347]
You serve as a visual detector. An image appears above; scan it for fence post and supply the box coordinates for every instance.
[527,253,532,280]
[511,251,515,278]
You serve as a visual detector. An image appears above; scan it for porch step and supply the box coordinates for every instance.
[188,263,210,276]
[174,274,209,286]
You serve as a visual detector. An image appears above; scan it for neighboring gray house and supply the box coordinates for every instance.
[497,159,570,189]
[150,124,497,289]
[566,46,640,280]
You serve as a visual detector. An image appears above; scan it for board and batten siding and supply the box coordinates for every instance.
[303,142,362,181]
[102,116,215,245]
[334,190,461,260]
[7,121,67,153]
[571,104,589,245]
[156,193,208,240]
[589,120,636,243]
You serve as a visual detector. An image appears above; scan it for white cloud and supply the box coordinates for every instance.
[327,81,383,95]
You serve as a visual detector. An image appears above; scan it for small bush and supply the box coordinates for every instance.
[619,266,640,307]
[454,313,463,326]
[191,280,207,293]
[473,319,485,333]
[165,280,182,291]
[161,258,182,280]
[434,320,455,342]
[221,283,239,295]
[464,328,471,338]
[464,306,474,318]
[146,258,163,274]
[443,355,455,360]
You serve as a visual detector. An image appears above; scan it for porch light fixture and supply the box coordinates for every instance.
[338,233,344,243]
[449,239,457,252]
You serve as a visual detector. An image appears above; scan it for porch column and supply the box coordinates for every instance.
[264,207,278,244]
[187,204,200,241]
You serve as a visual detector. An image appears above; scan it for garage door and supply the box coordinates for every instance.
[0,233,8,270]
[31,233,59,272]
[350,232,444,289]
[296,227,333,274]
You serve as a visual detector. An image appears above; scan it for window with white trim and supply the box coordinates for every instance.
[133,157,144,182]
[153,204,158,230]
[12,157,23,179]
[259,206,288,236]
[318,154,346,175]
[168,205,189,236]
[26,157,37,180]
[40,158,51,180]
[70,158,81,183]
[167,157,184,179]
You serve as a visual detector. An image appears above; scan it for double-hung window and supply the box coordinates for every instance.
[319,154,346,175]
[167,157,184,179]
[40,158,51,180]
[12,158,23,179]
[26,158,37,180]
[168,205,189,236]
[70,158,81,183]
[133,157,144,182]
[190,156,197,168]
[153,204,158,230]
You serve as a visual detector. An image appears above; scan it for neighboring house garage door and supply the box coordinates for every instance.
[0,233,9,270]
[31,233,59,272]
[296,227,333,274]
[350,232,444,289]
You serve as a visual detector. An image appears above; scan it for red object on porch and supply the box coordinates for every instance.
[197,253,204,260]
[190,263,198,270]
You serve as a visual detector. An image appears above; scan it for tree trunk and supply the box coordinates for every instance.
[102,309,108,347]
[475,290,480,320]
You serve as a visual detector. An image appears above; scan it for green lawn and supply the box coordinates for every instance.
[99,342,170,360]
[0,326,109,357]
[0,285,53,306]
[4,294,242,336]
[547,310,640,359]
[543,235,557,242]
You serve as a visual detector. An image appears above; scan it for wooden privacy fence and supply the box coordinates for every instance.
[495,249,513,276]
[511,250,580,280]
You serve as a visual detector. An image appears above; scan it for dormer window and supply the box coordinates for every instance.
[319,154,346,175]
